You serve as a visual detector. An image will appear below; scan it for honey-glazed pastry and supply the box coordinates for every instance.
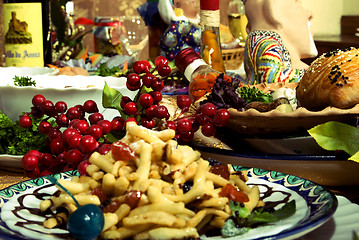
[296,47,359,110]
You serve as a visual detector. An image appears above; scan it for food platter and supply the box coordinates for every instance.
[0,169,337,240]
[226,82,359,135]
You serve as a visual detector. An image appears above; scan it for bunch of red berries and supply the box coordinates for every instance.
[19,96,125,178]
[120,56,230,143]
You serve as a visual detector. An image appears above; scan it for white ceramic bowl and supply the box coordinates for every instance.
[0,74,135,121]
[0,67,59,76]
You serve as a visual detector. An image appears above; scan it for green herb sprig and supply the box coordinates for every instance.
[13,76,36,87]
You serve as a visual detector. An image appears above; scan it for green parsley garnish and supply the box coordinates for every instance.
[13,75,36,87]
[94,63,121,77]
[237,86,273,103]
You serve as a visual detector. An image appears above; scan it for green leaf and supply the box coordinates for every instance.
[348,151,359,163]
[102,82,123,110]
[308,121,359,156]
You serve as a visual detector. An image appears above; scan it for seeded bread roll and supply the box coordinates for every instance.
[296,47,359,110]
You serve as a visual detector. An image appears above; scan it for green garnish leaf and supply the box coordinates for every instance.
[238,86,273,103]
[13,75,36,87]
[308,121,359,160]
[95,63,121,77]
[102,82,126,118]
[0,111,48,155]
[222,200,296,237]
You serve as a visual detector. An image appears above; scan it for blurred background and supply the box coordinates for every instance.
[0,0,358,65]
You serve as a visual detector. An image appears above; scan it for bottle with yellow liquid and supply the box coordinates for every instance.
[227,0,248,46]
[3,0,52,67]
[199,0,226,73]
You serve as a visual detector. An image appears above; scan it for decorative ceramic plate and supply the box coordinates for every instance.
[226,82,359,135]
[0,169,337,240]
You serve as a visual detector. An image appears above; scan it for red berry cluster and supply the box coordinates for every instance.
[121,56,230,143]
[171,97,230,143]
[19,95,126,178]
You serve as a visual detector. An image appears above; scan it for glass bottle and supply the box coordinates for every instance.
[3,0,52,67]
[199,0,226,73]
[227,0,248,46]
[175,47,230,102]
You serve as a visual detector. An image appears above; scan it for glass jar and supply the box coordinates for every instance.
[93,17,123,56]
[175,47,228,102]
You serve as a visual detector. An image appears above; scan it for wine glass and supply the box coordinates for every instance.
[119,16,149,60]
[227,0,248,47]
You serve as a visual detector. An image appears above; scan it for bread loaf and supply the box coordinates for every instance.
[296,47,359,110]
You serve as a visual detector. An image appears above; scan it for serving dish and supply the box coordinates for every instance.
[196,146,359,187]
[0,75,135,121]
[225,82,359,135]
[0,67,59,76]
[0,168,337,240]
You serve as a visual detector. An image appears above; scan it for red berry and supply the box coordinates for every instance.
[141,118,155,129]
[27,150,40,157]
[166,120,177,130]
[56,114,69,127]
[157,65,171,76]
[124,102,138,115]
[65,149,84,166]
[50,138,65,154]
[73,119,89,134]
[62,128,80,144]
[142,60,151,71]
[149,91,162,104]
[66,107,82,120]
[124,117,137,126]
[97,144,111,155]
[133,61,148,74]
[145,104,157,119]
[85,124,103,140]
[83,100,99,113]
[151,80,164,91]
[38,121,52,134]
[68,133,82,149]
[111,117,125,133]
[201,122,216,137]
[55,101,67,113]
[177,118,192,134]
[127,73,141,86]
[121,96,132,110]
[97,120,112,134]
[139,93,153,108]
[48,128,62,141]
[22,154,39,171]
[177,95,191,109]
[153,105,169,119]
[78,159,90,176]
[142,73,155,88]
[32,94,45,107]
[201,103,217,117]
[212,109,230,127]
[154,56,169,67]
[30,106,44,118]
[40,100,56,117]
[88,112,104,125]
[79,135,99,153]
[178,130,194,143]
[39,153,53,167]
[25,166,40,178]
[126,81,141,91]
[19,114,32,128]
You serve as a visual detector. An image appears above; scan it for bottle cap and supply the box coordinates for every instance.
[175,48,202,73]
[200,0,219,11]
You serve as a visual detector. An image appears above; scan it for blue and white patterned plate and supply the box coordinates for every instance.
[0,169,337,240]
